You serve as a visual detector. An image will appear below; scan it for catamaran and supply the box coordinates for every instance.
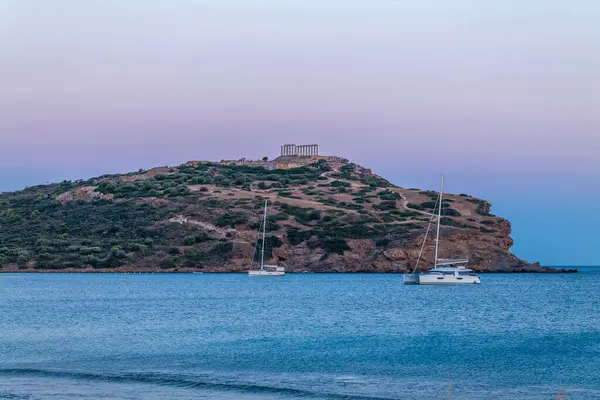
[404,175,481,285]
[248,199,285,276]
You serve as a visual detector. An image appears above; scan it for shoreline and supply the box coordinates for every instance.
[0,268,579,274]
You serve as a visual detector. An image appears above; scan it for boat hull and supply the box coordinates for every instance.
[248,266,285,276]
[419,276,480,285]
[403,274,420,285]
[248,270,285,276]
[404,274,480,285]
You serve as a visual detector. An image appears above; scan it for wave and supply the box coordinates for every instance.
[0,393,35,400]
[0,369,396,400]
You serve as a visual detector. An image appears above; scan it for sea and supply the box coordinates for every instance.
[1,269,599,400]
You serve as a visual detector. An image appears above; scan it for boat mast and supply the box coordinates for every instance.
[260,199,268,271]
[434,175,444,268]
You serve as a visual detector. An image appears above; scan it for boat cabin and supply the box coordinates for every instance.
[263,265,285,273]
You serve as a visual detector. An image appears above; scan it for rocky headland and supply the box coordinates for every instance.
[0,155,575,273]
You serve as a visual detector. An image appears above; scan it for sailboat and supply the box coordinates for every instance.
[248,200,285,276]
[404,175,481,285]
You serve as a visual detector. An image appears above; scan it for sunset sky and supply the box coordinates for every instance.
[1,0,599,265]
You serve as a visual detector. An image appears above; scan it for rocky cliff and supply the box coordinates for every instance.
[0,156,571,273]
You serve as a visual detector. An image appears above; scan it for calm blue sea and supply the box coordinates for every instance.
[1,269,600,400]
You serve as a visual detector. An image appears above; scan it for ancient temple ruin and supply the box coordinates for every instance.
[280,144,319,157]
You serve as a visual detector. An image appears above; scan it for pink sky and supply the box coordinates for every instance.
[0,0,599,264]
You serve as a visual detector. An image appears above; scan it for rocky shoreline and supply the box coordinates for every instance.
[0,266,579,274]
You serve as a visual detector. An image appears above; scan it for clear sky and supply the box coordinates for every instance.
[1,0,599,265]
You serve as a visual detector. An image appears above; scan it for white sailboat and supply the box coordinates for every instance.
[404,175,481,285]
[248,200,285,276]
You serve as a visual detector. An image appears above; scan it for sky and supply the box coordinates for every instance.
[1,0,599,265]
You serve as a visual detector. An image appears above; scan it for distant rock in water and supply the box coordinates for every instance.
[0,156,573,273]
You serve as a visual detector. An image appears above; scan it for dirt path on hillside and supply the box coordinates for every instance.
[188,185,359,214]
[396,189,434,216]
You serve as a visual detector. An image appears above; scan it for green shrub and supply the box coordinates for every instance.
[83,255,100,267]
[339,202,364,211]
[168,247,181,256]
[467,198,494,216]
[441,208,461,217]
[216,212,248,228]
[391,211,418,218]
[378,190,401,201]
[287,228,313,245]
[211,242,233,258]
[330,180,351,188]
[160,257,177,269]
[280,205,321,225]
[323,238,351,255]
[375,201,397,211]
[129,243,148,253]
[440,218,473,229]
[420,201,438,209]
[375,238,392,247]
[268,213,289,222]
[319,198,338,206]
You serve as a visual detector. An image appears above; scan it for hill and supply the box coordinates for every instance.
[0,156,572,273]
